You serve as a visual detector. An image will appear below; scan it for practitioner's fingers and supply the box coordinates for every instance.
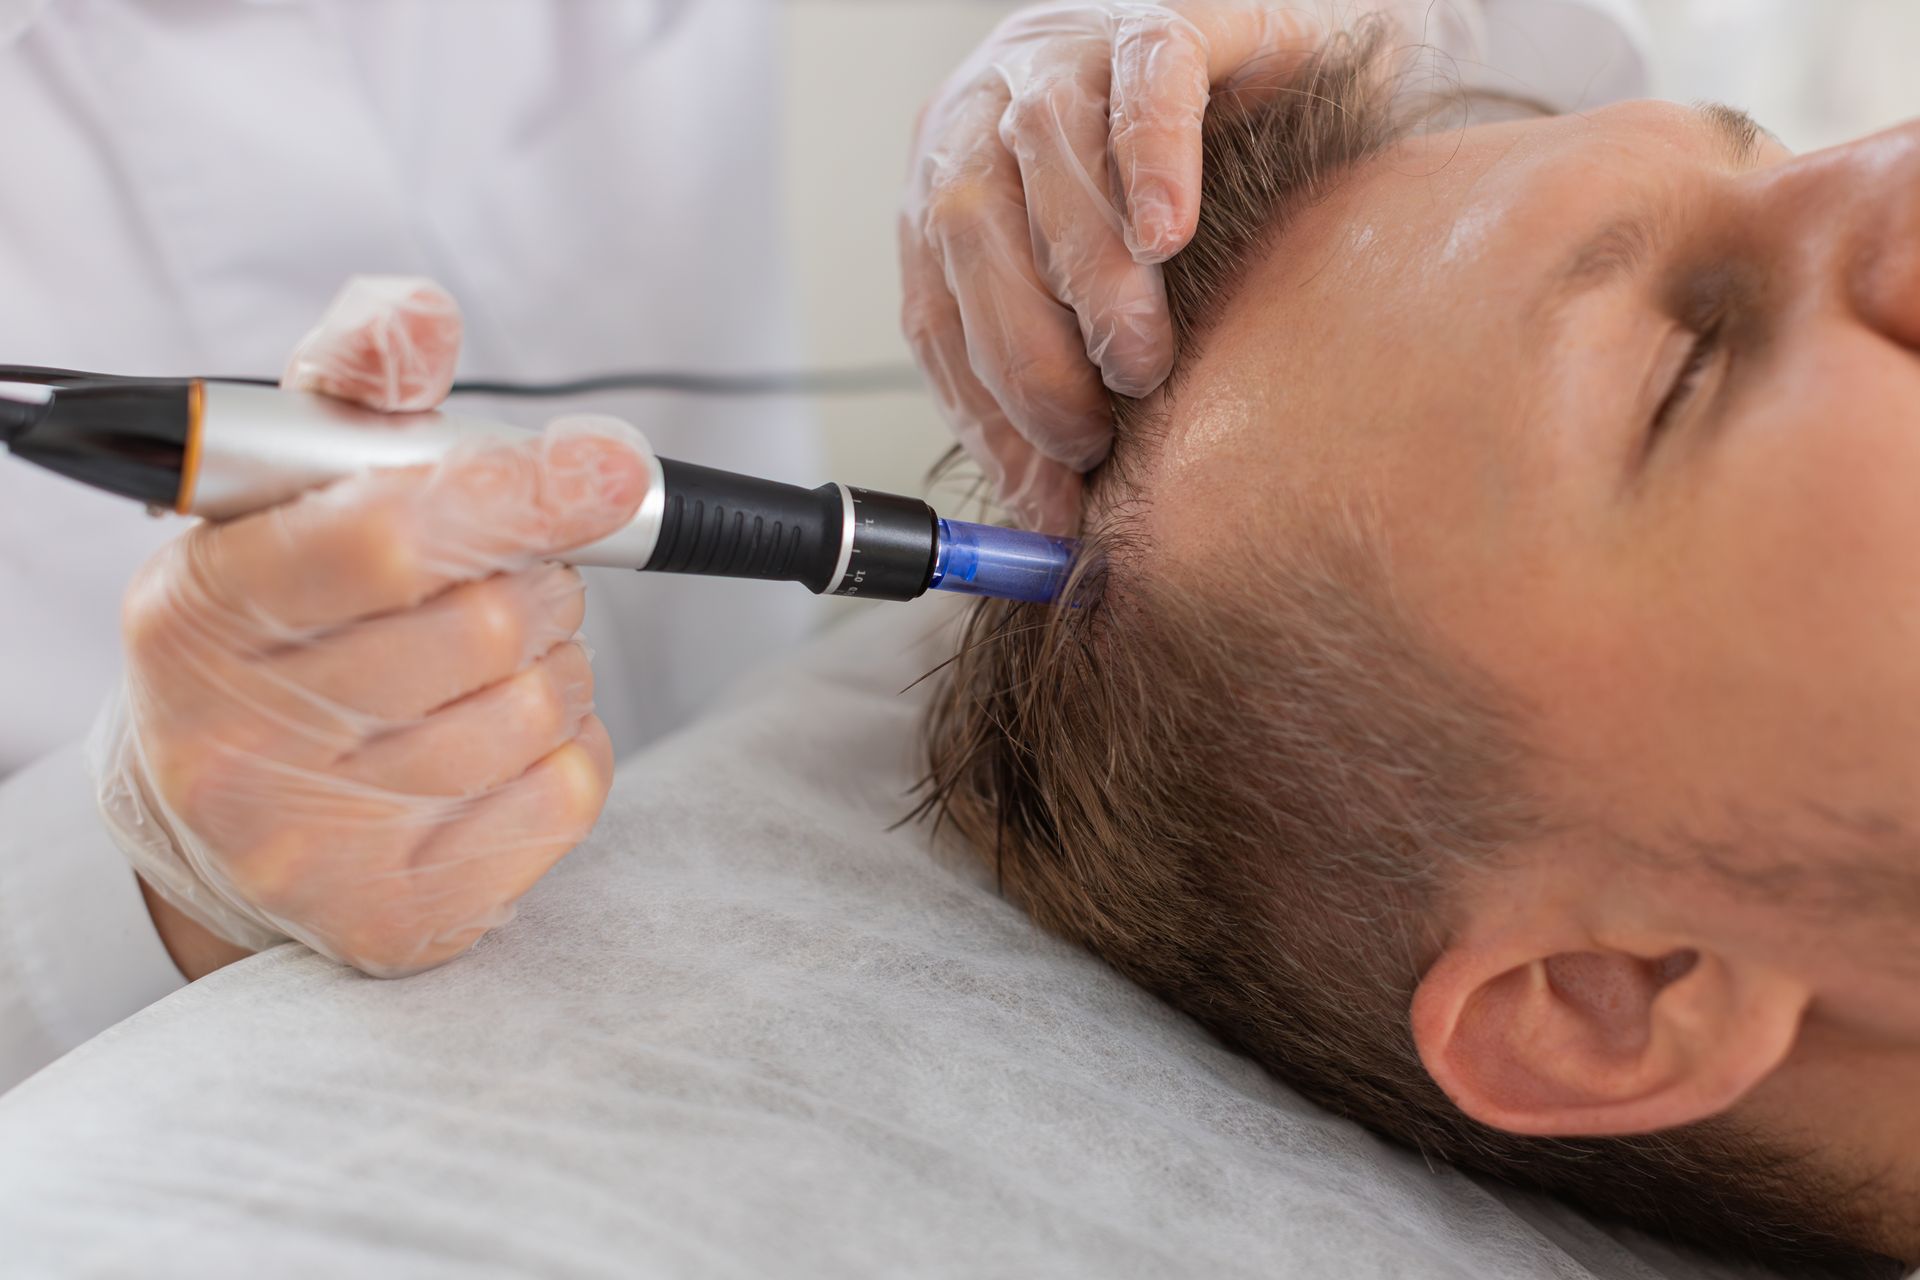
[903,53,1113,474]
[335,641,596,797]
[266,564,588,724]
[899,202,1086,534]
[998,32,1173,399]
[122,565,593,848]
[142,419,647,638]
[1110,3,1326,261]
[346,718,616,977]
[281,275,464,413]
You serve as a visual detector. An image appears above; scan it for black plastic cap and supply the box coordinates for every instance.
[4,381,193,505]
[834,487,937,601]
[0,391,49,445]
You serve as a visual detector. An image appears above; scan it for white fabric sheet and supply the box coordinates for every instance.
[0,743,183,1091]
[0,603,1788,1279]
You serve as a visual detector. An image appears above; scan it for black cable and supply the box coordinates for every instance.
[445,366,926,398]
[0,363,926,399]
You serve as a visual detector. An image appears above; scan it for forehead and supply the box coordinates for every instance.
[1316,99,1744,277]
[1147,100,1730,568]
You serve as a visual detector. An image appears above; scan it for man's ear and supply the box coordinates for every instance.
[1410,928,1810,1137]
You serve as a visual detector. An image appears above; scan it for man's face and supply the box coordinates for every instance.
[1145,99,1920,1216]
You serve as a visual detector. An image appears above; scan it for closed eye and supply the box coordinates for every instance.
[1651,321,1723,439]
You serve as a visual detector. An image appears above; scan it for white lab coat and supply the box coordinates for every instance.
[0,0,1647,1093]
[0,0,820,771]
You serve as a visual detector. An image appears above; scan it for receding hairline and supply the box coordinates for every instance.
[1116,92,1784,509]
[1106,34,1576,432]
[1098,18,1422,486]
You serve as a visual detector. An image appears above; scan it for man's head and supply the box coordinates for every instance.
[925,20,1920,1274]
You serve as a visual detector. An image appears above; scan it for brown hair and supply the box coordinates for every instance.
[920,21,1890,1276]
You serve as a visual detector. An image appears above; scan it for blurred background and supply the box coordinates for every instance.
[784,0,1920,501]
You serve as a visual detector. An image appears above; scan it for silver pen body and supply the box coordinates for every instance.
[192,383,667,569]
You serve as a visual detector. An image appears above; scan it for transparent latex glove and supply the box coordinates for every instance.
[900,0,1466,532]
[90,277,650,977]
[283,275,465,412]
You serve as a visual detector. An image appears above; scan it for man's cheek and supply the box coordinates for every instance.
[1697,379,1920,800]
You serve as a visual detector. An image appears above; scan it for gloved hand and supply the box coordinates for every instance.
[900,1,1443,531]
[282,274,465,412]
[91,276,648,978]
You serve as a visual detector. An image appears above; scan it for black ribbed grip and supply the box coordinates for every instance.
[644,459,845,593]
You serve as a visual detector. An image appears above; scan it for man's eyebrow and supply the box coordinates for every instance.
[1534,103,1771,321]
[1696,100,1770,168]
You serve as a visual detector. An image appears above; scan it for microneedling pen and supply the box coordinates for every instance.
[0,374,1077,606]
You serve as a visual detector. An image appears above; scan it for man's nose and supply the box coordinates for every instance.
[1767,118,1920,350]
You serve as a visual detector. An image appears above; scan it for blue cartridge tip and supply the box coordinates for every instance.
[928,518,1078,604]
